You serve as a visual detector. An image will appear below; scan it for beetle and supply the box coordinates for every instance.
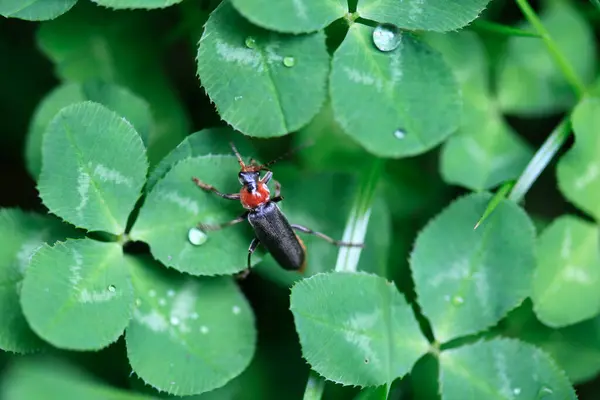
[191,143,363,277]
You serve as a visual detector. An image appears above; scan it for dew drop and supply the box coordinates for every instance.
[188,227,208,246]
[108,285,116,293]
[513,387,521,395]
[200,326,209,334]
[167,290,175,297]
[394,128,407,139]
[167,255,172,261]
[364,358,369,364]
[451,295,464,306]
[232,305,241,315]
[245,36,257,49]
[234,95,243,101]
[372,23,402,52]
[283,56,295,67]
[159,298,166,306]
[170,316,180,326]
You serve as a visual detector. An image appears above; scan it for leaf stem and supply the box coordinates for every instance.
[302,371,326,400]
[514,0,586,97]
[335,158,383,272]
[508,118,572,203]
[469,20,541,38]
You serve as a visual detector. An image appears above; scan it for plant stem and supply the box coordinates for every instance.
[335,158,384,272]
[508,118,572,203]
[474,180,515,229]
[514,0,586,97]
[302,372,326,400]
[470,20,541,38]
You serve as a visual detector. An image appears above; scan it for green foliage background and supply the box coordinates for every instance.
[1,0,600,399]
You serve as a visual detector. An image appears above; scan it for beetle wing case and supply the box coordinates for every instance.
[248,202,305,271]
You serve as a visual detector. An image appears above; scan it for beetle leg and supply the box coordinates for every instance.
[236,238,261,280]
[271,195,284,203]
[198,212,249,231]
[260,170,273,184]
[291,224,364,247]
[192,177,240,200]
[273,180,281,197]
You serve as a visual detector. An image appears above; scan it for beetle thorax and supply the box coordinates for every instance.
[240,182,270,209]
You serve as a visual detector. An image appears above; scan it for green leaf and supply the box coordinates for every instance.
[532,215,600,327]
[504,302,600,385]
[131,156,255,276]
[253,169,390,286]
[290,272,429,387]
[26,81,153,179]
[37,3,190,164]
[330,24,460,158]
[20,239,133,350]
[0,356,154,400]
[440,338,576,399]
[0,0,76,21]
[126,256,256,396]
[147,128,257,192]
[91,0,183,9]
[197,2,329,137]
[440,98,532,190]
[230,0,346,33]
[0,209,77,353]
[496,0,596,116]
[38,101,148,234]
[410,193,536,343]
[357,0,492,32]
[557,97,600,221]
[424,31,532,191]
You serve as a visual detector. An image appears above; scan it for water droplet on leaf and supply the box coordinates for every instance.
[283,56,295,67]
[170,316,180,326]
[245,37,257,48]
[373,23,402,52]
[188,227,208,246]
[513,388,521,395]
[232,305,241,315]
[200,326,209,334]
[159,298,166,306]
[167,290,175,297]
[394,128,407,139]
[108,285,116,292]
[451,295,464,306]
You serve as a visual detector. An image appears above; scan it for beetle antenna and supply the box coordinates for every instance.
[229,141,245,167]
[261,140,314,170]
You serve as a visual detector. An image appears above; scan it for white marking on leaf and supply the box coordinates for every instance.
[159,191,199,215]
[265,42,283,64]
[574,164,599,190]
[472,269,490,313]
[76,168,91,215]
[93,164,133,187]
[69,249,83,286]
[343,311,380,366]
[562,265,593,284]
[134,309,168,332]
[292,0,307,20]
[16,240,44,274]
[170,282,197,334]
[343,67,383,92]
[429,259,470,288]
[409,0,425,22]
[493,351,514,399]
[215,39,262,71]
[389,50,403,86]
[561,227,572,259]
[79,288,117,303]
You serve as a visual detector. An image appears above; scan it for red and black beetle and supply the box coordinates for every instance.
[192,143,363,277]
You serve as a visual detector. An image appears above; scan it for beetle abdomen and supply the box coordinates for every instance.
[248,202,305,271]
